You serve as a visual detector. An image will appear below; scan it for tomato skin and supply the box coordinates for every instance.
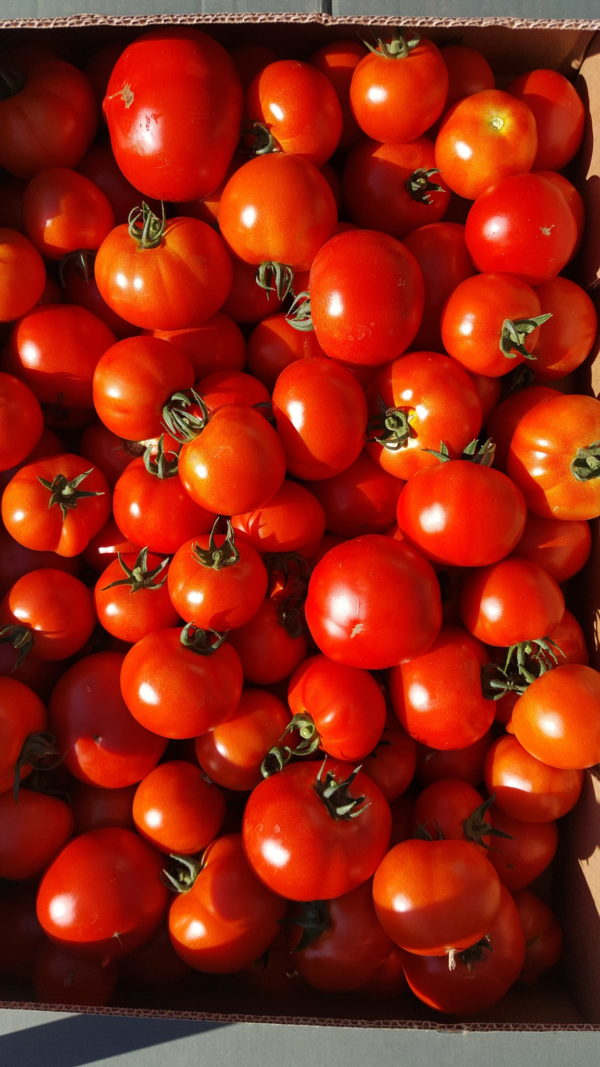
[513,888,563,986]
[440,44,495,107]
[70,781,135,835]
[484,735,583,823]
[23,167,114,259]
[508,663,600,771]
[389,626,495,750]
[120,628,244,740]
[507,393,600,521]
[246,312,327,391]
[305,534,442,670]
[401,885,525,1016]
[226,595,308,686]
[308,229,424,366]
[486,806,558,891]
[245,59,343,166]
[415,730,493,788]
[0,676,47,794]
[103,28,243,202]
[0,789,74,880]
[194,688,291,792]
[169,833,286,973]
[94,551,179,644]
[372,838,501,955]
[435,90,537,201]
[309,39,367,151]
[485,385,559,472]
[413,778,485,842]
[243,759,391,901]
[0,567,95,660]
[152,313,246,379]
[112,457,214,556]
[232,479,326,558]
[459,557,565,647]
[0,371,44,471]
[218,153,337,269]
[288,653,387,761]
[196,369,269,414]
[36,827,169,963]
[167,531,268,631]
[2,454,111,557]
[397,459,527,568]
[49,651,166,788]
[33,942,119,1008]
[530,277,597,381]
[0,58,97,179]
[133,760,226,855]
[0,884,43,983]
[508,69,585,171]
[0,228,46,321]
[307,451,402,538]
[95,215,233,332]
[350,37,448,144]
[272,358,367,481]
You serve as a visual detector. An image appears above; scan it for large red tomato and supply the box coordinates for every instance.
[508,68,585,171]
[0,229,46,321]
[0,372,43,471]
[245,59,343,165]
[508,663,600,770]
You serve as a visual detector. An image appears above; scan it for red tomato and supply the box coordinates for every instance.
[33,942,119,1008]
[373,837,501,954]
[485,806,558,890]
[196,369,269,413]
[513,888,563,986]
[535,170,584,252]
[0,372,43,471]
[220,253,284,324]
[22,167,114,258]
[0,676,47,795]
[531,277,597,381]
[415,730,493,787]
[119,922,191,989]
[232,479,326,558]
[402,222,475,352]
[307,451,402,538]
[94,548,179,644]
[389,626,495,750]
[440,44,495,107]
[36,827,169,962]
[2,453,110,557]
[0,567,95,660]
[227,594,308,685]
[547,609,590,666]
[132,760,226,855]
[307,229,424,366]
[508,68,585,171]
[168,833,286,973]
[83,517,137,572]
[309,39,367,151]
[305,534,442,669]
[152,313,246,379]
[77,139,160,224]
[0,789,74,880]
[0,228,46,321]
[359,719,417,803]
[484,734,583,823]
[103,28,243,202]
[459,557,565,647]
[59,251,137,339]
[485,385,560,472]
[508,663,600,770]
[245,59,342,165]
[49,651,166,788]
[412,778,485,842]
[435,90,537,200]
[194,688,291,792]
[242,758,391,901]
[70,781,135,834]
[350,33,448,144]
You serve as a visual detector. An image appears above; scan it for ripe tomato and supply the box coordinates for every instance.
[168,833,286,973]
[70,781,135,834]
[152,313,246,379]
[0,884,43,983]
[435,90,537,200]
[232,479,326,557]
[389,626,495,750]
[132,760,226,855]
[33,942,119,1008]
[373,838,501,954]
[307,451,402,538]
[242,758,391,900]
[508,663,600,770]
[0,372,43,471]
[508,68,585,171]
[531,277,597,381]
[513,888,563,986]
[485,385,560,472]
[36,827,169,962]
[103,28,243,202]
[350,33,448,144]
[459,557,565,647]
[0,789,74,880]
[0,228,46,321]
[415,730,493,788]
[307,229,424,366]
[194,688,291,792]
[2,453,110,557]
[245,59,342,165]
[402,222,475,352]
[0,567,95,660]
[486,806,558,890]
[226,594,308,685]
[94,548,179,644]
[412,778,486,842]
[22,167,114,258]
[305,534,442,669]
[246,311,327,390]
[507,393,600,520]
[60,251,137,340]
[440,44,495,107]
[309,39,367,151]
[196,369,269,414]
[484,735,583,823]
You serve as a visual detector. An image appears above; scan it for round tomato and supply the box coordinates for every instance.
[226,594,308,685]
[0,567,95,660]
[412,778,486,843]
[486,806,558,890]
[361,719,417,803]
[196,369,269,414]
[403,222,475,352]
[415,729,493,788]
[0,789,74,880]
[194,688,291,792]
[22,167,114,258]
[132,760,226,855]
[513,888,563,986]
[33,942,119,1008]
[484,734,583,823]
[508,663,600,770]
[232,479,326,558]
[0,371,44,471]
[306,451,402,538]
[245,59,342,165]
[94,548,179,644]
[440,44,495,106]
[508,68,585,171]
[531,277,597,381]
[152,312,246,379]
[0,228,46,321]
[309,38,367,151]
[485,385,560,472]
[246,311,327,391]
[459,557,565,647]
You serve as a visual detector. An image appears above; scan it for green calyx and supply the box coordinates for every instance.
[406,168,445,204]
[482,636,565,699]
[448,935,493,972]
[570,442,600,482]
[260,712,321,778]
[101,546,170,593]
[143,436,180,479]
[314,761,370,820]
[499,313,552,360]
[363,29,421,60]
[128,200,167,249]
[37,468,104,519]
[0,624,34,667]
[192,516,240,571]
[162,852,204,894]
[367,398,416,451]
[13,731,59,802]
[162,389,209,444]
[58,248,95,288]
[284,900,330,951]
[245,120,281,156]
[0,60,26,99]
[424,438,496,467]
[285,291,314,333]
[265,552,310,639]
[179,623,228,657]
[256,260,295,302]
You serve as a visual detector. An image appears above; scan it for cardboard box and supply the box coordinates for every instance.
[0,7,599,1032]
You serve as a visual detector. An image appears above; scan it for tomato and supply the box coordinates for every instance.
[435,90,537,201]
[218,153,337,271]
[50,651,166,788]
[484,735,583,823]
[0,789,74,880]
[0,567,95,660]
[232,479,326,557]
[168,833,286,973]
[508,663,600,770]
[440,44,495,107]
[245,59,342,165]
[507,393,600,520]
[401,885,525,1015]
[485,806,558,890]
[78,423,144,489]
[194,688,291,792]
[70,781,135,834]
[227,594,308,685]
[77,139,161,224]
[120,626,243,739]
[178,404,286,516]
[402,222,475,352]
[389,626,495,750]
[531,277,597,381]
[33,942,119,1008]
[243,758,391,901]
[0,372,43,471]
[415,730,493,788]
[359,719,416,803]
[196,369,269,413]
[0,56,97,179]
[59,251,137,339]
[465,173,578,285]
[0,228,46,321]
[152,313,246,379]
[288,881,393,992]
[513,888,563,986]
[547,609,590,666]
[305,534,442,669]
[508,68,585,171]
[272,357,367,480]
[0,676,49,793]
[307,451,402,538]
[22,167,114,258]
[167,522,268,631]
[94,548,179,644]
[132,760,226,855]
[350,33,448,144]
[2,453,110,557]
[366,351,482,480]
[413,778,486,842]
[83,517,137,573]
[396,449,527,567]
[342,137,450,239]
[287,653,386,762]
[459,557,565,647]
[103,28,243,202]
[306,229,424,366]
[535,169,584,252]
[36,827,169,962]
[485,385,560,472]
[309,39,367,151]
[246,312,327,390]
[441,272,550,378]
[373,837,501,955]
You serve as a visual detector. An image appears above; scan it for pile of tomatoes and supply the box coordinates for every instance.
[1,23,600,1020]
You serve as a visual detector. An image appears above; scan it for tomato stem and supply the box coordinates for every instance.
[406,168,445,204]
[314,761,370,820]
[571,441,600,481]
[448,935,492,971]
[192,516,240,571]
[179,623,228,656]
[143,436,180,479]
[256,261,295,301]
[0,623,34,666]
[283,900,330,950]
[13,731,60,803]
[499,313,552,360]
[362,29,421,60]
[260,712,321,778]
[162,390,209,443]
[245,120,281,156]
[285,291,314,333]
[162,852,204,893]
[367,398,417,451]
[37,468,105,519]
[58,248,95,288]
[101,546,170,593]
[423,438,496,466]
[128,201,167,249]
